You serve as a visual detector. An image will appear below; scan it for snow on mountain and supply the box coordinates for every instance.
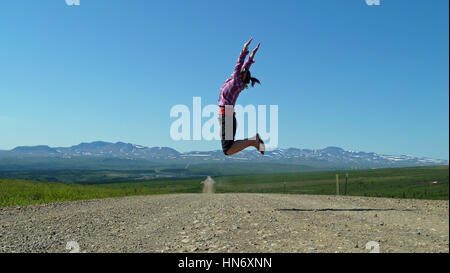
[4,142,448,168]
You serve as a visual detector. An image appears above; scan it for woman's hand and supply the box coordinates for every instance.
[243,37,253,52]
[250,42,260,59]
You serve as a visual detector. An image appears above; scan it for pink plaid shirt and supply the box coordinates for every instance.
[218,49,255,108]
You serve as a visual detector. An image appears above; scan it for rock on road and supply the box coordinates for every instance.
[0,194,448,253]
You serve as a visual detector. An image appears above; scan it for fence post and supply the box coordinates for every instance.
[336,174,340,195]
[344,173,348,195]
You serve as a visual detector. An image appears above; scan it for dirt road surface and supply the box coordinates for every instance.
[0,194,448,253]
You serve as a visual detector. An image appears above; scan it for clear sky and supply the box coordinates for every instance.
[0,0,448,159]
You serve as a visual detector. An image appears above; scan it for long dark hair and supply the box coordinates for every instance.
[241,68,260,87]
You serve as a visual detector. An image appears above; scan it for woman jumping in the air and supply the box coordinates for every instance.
[218,38,265,156]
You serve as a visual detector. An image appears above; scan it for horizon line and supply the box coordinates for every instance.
[1,140,448,161]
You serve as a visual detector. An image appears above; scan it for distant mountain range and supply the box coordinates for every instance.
[0,141,447,170]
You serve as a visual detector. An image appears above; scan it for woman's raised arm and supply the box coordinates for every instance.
[233,38,253,75]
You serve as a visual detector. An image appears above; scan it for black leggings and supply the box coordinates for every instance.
[219,114,237,155]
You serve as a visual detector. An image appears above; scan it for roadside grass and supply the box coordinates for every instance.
[0,179,164,207]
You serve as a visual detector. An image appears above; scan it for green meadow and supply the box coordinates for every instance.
[1,166,448,207]
[0,179,159,207]
[212,165,449,199]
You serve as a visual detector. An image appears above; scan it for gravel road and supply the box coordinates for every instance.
[0,193,448,253]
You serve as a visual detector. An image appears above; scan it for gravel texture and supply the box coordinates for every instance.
[0,193,448,253]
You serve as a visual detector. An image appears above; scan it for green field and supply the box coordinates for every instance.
[0,179,166,207]
[1,166,448,207]
[213,165,449,199]
[0,162,316,184]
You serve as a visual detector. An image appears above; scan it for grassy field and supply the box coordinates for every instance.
[1,166,448,207]
[0,179,173,207]
[0,163,316,184]
[213,165,449,199]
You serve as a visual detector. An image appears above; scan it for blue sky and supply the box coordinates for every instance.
[0,0,448,159]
